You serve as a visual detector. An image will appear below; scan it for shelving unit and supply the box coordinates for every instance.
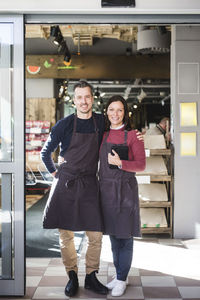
[26,120,50,172]
[137,142,173,237]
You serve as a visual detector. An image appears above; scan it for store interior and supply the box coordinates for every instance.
[25,24,172,257]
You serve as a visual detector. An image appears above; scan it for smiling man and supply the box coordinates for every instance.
[41,80,107,297]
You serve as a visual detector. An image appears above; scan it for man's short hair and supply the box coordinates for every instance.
[73,80,94,96]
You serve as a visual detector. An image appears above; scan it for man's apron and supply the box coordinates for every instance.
[43,114,103,232]
[99,130,141,239]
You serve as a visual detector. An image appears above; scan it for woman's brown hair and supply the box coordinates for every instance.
[104,95,132,131]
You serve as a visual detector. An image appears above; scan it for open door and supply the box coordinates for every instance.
[0,15,25,296]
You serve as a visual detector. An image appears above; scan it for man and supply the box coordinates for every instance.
[41,80,108,297]
[145,117,170,141]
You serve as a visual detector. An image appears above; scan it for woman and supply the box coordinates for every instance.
[99,95,146,297]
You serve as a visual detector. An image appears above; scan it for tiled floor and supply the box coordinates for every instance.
[4,237,200,300]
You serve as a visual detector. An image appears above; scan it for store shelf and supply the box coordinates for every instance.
[139,140,173,237]
[141,227,173,234]
[140,201,172,208]
[149,149,171,156]
[137,174,171,181]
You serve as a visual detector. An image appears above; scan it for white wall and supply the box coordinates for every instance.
[0,0,200,13]
[171,26,200,238]
[26,79,54,98]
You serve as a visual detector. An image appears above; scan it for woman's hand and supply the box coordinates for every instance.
[108,149,122,167]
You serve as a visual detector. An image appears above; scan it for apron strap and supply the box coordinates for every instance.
[104,131,110,143]
[124,130,128,145]
[92,113,98,132]
[73,114,77,134]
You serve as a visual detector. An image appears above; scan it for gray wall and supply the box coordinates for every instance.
[26,78,54,98]
[1,0,200,13]
[172,26,200,238]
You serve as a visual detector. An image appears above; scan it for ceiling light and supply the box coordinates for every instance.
[137,89,147,102]
[63,52,71,66]
[50,25,60,37]
[64,95,71,102]
[54,33,63,46]
[57,41,71,66]
[94,88,100,99]
[50,25,64,46]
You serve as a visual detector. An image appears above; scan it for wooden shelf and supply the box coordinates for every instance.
[139,145,173,237]
[141,227,172,234]
[136,174,171,181]
[149,149,171,156]
[140,201,172,208]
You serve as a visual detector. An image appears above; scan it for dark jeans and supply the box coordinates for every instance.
[110,235,134,281]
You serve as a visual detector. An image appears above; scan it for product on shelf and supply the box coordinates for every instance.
[139,183,168,202]
[144,134,166,149]
[140,208,168,228]
[26,120,50,171]
[138,156,168,175]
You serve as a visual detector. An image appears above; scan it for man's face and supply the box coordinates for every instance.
[73,87,94,115]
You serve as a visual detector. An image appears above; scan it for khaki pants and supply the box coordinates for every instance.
[59,229,102,275]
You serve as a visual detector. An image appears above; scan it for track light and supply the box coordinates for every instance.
[50,25,63,46]
[94,88,100,99]
[50,25,60,37]
[50,25,72,65]
[63,48,71,66]
[53,33,63,46]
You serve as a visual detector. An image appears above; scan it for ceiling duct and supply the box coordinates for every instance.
[137,26,170,54]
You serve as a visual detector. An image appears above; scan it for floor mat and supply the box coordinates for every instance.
[26,193,85,257]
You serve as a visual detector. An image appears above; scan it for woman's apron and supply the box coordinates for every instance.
[99,130,141,239]
[43,114,103,232]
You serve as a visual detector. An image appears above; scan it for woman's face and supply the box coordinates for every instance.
[107,101,125,128]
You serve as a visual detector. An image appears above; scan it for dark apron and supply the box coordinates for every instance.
[43,114,103,232]
[99,130,141,239]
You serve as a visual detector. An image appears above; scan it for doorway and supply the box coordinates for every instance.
[25,23,172,256]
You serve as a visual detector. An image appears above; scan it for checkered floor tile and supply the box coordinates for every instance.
[3,237,200,299]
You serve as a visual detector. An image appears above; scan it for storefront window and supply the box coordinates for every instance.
[0,24,13,161]
[0,173,14,279]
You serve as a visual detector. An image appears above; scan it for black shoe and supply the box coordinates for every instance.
[84,270,108,295]
[65,270,79,297]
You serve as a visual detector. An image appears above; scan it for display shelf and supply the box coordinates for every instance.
[26,120,50,172]
[141,227,172,234]
[136,174,171,181]
[140,201,172,208]
[149,149,171,156]
[139,141,173,237]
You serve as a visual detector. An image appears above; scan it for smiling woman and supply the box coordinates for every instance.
[99,95,146,297]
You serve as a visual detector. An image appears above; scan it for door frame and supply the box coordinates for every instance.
[0,15,25,296]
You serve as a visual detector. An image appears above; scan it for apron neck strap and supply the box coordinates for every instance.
[104,131,110,143]
[124,130,128,145]
[73,114,77,134]
[92,113,98,132]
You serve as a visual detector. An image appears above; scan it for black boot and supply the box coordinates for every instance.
[65,270,79,297]
[84,270,108,295]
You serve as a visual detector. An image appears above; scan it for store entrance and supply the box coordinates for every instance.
[25,23,172,257]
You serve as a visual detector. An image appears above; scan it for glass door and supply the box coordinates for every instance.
[0,15,25,296]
